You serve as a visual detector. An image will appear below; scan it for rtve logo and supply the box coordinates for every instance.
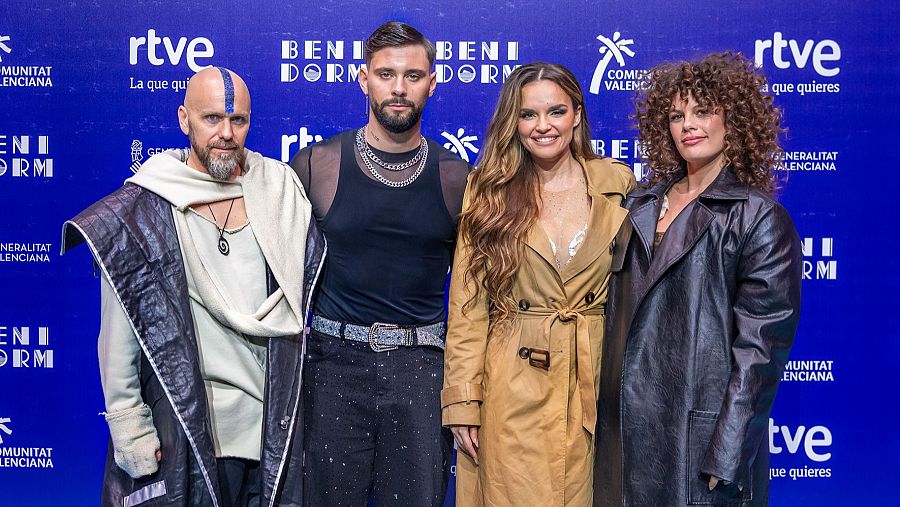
[281,127,324,163]
[129,29,214,73]
[754,32,841,77]
[769,418,832,463]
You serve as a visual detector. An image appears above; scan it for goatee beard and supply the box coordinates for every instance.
[371,96,423,134]
[189,128,244,180]
[204,152,241,181]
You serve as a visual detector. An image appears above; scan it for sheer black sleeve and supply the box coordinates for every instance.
[289,134,343,221]
[437,148,473,221]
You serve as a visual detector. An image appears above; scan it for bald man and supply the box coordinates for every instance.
[62,67,323,507]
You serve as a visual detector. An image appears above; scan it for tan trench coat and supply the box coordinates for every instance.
[442,158,636,507]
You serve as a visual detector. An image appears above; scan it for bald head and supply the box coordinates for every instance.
[178,67,251,180]
[184,66,251,112]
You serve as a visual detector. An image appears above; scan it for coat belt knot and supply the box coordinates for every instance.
[525,305,602,435]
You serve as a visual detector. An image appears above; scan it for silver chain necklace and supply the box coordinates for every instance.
[355,127,428,188]
[356,127,426,171]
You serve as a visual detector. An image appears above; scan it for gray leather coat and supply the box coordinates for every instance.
[62,183,325,507]
[594,168,802,506]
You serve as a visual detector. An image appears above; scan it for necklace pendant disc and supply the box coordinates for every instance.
[218,237,230,256]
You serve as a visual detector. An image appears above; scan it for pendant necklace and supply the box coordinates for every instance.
[207,198,237,256]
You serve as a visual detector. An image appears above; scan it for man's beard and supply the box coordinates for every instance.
[371,96,424,134]
[188,125,245,181]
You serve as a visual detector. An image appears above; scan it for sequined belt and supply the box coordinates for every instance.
[310,315,446,352]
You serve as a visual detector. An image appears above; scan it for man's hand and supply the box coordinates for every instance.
[450,425,479,465]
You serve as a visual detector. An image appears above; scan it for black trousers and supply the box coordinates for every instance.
[216,457,260,507]
[302,330,452,507]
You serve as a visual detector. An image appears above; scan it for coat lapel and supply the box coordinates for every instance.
[626,197,658,274]
[644,200,715,289]
[624,178,668,277]
[630,167,749,317]
[562,159,629,282]
[524,219,559,273]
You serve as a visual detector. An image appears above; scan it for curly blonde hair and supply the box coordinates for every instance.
[460,62,595,323]
[635,51,784,191]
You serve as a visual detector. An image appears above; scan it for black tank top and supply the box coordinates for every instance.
[314,130,455,326]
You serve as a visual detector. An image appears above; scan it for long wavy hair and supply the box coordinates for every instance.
[635,51,784,191]
[459,62,596,323]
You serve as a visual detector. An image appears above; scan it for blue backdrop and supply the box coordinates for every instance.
[1,1,898,505]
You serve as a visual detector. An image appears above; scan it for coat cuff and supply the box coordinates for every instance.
[700,453,745,486]
[442,401,482,426]
[440,383,483,426]
[441,382,484,408]
[106,404,160,479]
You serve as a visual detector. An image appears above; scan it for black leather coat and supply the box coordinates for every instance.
[594,168,802,506]
[62,184,326,507]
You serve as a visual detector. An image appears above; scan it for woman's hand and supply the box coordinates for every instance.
[708,476,742,492]
[450,425,479,465]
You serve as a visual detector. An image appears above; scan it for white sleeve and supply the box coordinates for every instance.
[98,273,144,413]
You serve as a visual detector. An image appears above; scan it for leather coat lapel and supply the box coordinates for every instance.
[646,200,715,287]
[627,197,658,275]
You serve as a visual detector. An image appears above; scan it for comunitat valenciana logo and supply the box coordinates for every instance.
[755,32,841,96]
[588,32,647,95]
[0,135,53,178]
[0,416,55,469]
[0,417,11,444]
[280,38,521,84]
[0,33,54,88]
[0,326,53,369]
[782,359,834,382]
[0,35,10,62]
[128,29,214,93]
[801,236,837,281]
[769,418,833,481]
[440,128,479,163]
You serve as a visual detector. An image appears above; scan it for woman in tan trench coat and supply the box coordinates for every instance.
[442,63,636,506]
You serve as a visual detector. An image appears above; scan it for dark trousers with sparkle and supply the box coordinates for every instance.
[302,330,452,506]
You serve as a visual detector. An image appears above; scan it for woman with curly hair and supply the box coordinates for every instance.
[593,52,802,506]
[441,62,635,506]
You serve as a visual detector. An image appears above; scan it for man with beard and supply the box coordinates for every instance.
[62,67,324,507]
[289,21,470,507]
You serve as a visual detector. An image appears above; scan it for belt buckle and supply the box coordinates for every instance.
[528,348,551,371]
[369,322,400,352]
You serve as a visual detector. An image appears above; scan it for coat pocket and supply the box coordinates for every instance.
[687,410,753,505]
